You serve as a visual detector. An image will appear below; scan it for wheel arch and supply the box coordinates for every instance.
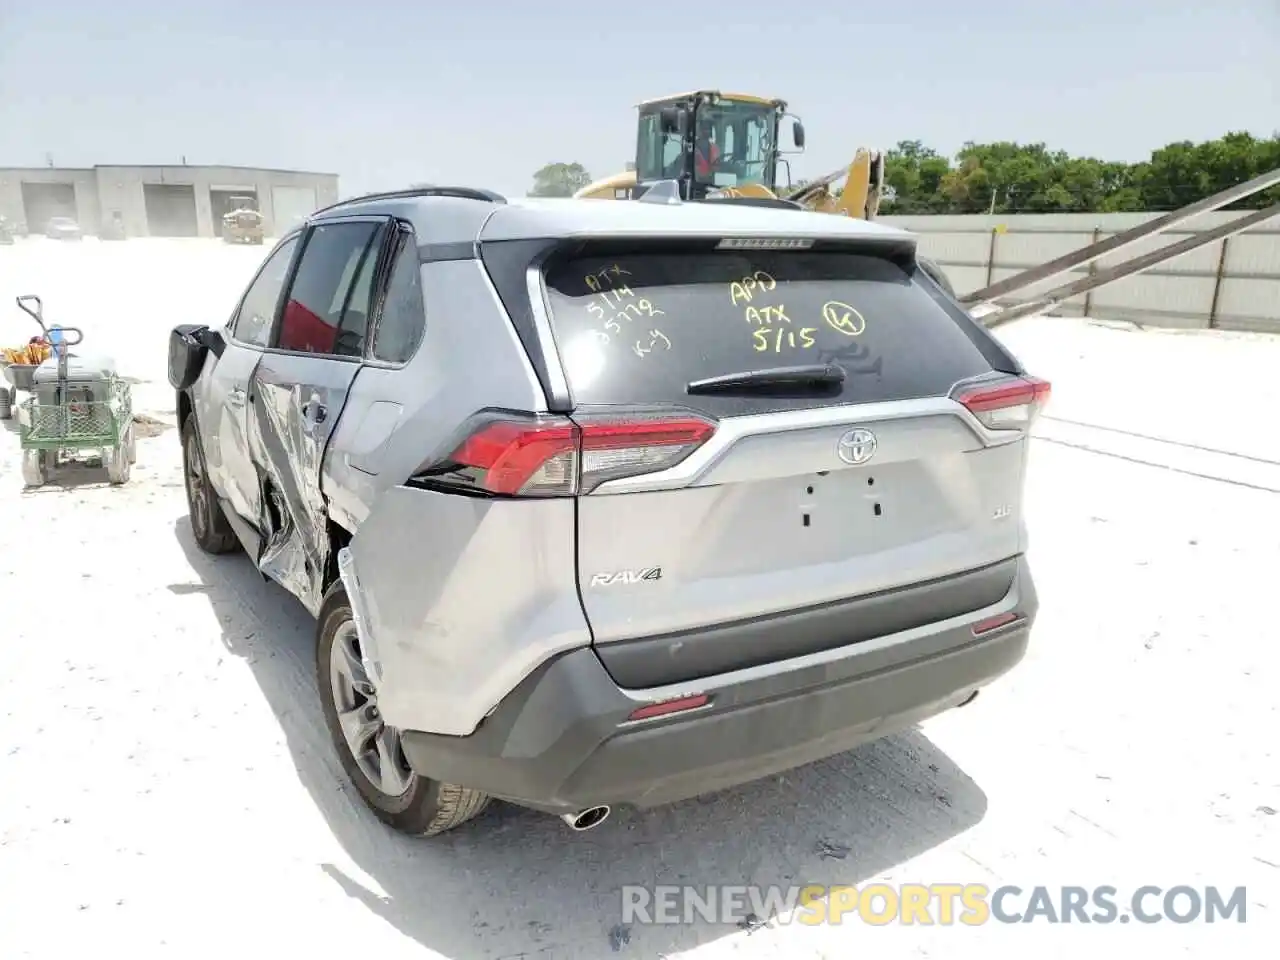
[323,517,353,598]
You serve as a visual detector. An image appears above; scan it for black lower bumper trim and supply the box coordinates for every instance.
[595,557,1019,688]
[399,557,1036,814]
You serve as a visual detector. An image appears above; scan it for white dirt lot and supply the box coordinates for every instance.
[0,237,1276,959]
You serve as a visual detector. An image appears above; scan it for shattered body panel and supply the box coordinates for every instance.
[250,352,362,616]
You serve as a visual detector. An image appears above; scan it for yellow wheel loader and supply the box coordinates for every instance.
[574,90,883,216]
[572,90,956,294]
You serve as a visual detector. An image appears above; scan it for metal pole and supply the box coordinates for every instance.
[985,227,999,287]
[1207,236,1231,330]
[962,166,1280,308]
[1082,226,1102,318]
[981,202,1280,327]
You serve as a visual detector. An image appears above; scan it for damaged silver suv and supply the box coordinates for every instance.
[168,185,1047,837]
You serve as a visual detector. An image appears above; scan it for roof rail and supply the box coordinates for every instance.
[313,185,507,216]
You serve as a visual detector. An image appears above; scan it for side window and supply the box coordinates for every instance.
[232,235,299,347]
[275,221,381,357]
[370,232,426,364]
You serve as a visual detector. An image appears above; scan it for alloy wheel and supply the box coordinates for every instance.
[328,620,415,797]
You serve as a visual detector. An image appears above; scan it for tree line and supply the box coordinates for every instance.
[529,132,1279,213]
[879,132,1279,215]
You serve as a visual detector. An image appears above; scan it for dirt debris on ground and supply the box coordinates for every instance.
[0,238,1275,959]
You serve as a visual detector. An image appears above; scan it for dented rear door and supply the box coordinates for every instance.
[248,217,390,614]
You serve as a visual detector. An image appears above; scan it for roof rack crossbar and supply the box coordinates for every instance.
[313,185,507,216]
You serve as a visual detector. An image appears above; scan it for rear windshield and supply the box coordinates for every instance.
[543,249,995,415]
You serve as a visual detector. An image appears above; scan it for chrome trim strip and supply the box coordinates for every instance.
[592,396,1024,494]
[524,263,572,406]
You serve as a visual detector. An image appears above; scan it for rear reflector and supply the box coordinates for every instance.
[955,376,1051,431]
[627,694,710,721]
[972,612,1021,635]
[440,414,716,496]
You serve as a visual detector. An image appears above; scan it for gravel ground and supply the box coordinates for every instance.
[0,237,1275,959]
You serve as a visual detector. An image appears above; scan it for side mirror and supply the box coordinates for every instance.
[659,106,681,135]
[792,121,806,149]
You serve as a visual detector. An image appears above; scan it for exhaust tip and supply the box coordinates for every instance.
[561,805,611,831]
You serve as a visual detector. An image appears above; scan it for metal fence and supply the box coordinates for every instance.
[880,211,1280,334]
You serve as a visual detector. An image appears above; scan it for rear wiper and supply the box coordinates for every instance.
[686,363,846,395]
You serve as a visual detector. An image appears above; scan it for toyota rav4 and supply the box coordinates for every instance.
[168,185,1046,837]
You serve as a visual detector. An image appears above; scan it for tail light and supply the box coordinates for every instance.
[954,375,1051,431]
[424,414,716,497]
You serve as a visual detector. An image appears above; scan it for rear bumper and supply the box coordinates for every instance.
[400,555,1037,815]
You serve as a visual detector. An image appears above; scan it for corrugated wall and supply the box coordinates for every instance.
[880,211,1280,334]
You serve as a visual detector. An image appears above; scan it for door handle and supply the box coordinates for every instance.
[302,399,327,424]
[227,387,246,408]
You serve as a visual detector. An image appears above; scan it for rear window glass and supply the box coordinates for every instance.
[543,250,994,414]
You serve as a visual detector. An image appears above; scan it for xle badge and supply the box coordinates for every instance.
[589,567,663,587]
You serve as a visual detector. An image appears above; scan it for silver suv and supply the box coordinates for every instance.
[168,185,1047,837]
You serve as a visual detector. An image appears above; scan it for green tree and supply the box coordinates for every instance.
[874,131,1278,215]
[1137,132,1280,210]
[881,140,952,214]
[529,162,593,197]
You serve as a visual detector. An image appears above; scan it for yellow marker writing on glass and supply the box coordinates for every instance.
[729,270,777,306]
[822,300,866,337]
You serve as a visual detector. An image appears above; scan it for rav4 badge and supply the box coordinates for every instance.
[589,567,663,587]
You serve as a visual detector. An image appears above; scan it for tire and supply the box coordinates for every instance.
[106,424,133,485]
[181,415,239,553]
[316,582,491,837]
[21,449,48,488]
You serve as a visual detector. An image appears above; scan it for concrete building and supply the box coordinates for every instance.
[0,164,339,238]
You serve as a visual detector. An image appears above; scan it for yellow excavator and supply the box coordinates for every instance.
[573,90,886,220]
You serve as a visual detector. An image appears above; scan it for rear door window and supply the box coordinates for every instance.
[543,249,994,416]
[275,221,382,357]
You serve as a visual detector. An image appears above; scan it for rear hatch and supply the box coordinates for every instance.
[531,236,1046,688]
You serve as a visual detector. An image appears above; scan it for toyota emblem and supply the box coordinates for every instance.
[837,428,877,465]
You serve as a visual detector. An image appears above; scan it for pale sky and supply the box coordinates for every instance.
[1,0,1276,198]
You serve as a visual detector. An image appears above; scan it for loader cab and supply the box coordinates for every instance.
[633,91,801,202]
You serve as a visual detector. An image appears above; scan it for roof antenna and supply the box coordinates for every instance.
[638,180,682,205]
